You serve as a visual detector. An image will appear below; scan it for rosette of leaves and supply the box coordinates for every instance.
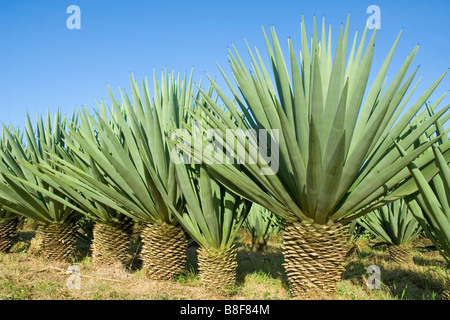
[0,112,81,262]
[244,203,283,252]
[357,198,422,264]
[173,163,251,293]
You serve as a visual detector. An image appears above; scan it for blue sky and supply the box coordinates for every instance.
[1,0,449,129]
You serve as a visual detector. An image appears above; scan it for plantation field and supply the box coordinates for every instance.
[0,226,447,300]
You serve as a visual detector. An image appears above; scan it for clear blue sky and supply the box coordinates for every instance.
[1,0,449,129]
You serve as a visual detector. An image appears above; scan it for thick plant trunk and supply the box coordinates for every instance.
[197,246,237,293]
[443,279,450,300]
[92,221,133,268]
[140,222,187,280]
[40,221,78,262]
[251,239,267,252]
[282,221,348,297]
[387,244,414,264]
[0,219,19,253]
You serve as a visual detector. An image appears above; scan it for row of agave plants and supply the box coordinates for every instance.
[0,15,449,298]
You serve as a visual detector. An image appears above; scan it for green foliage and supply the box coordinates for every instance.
[180,15,450,226]
[0,208,18,225]
[0,111,80,225]
[0,129,20,223]
[20,103,132,226]
[33,71,194,226]
[357,198,422,246]
[244,203,283,246]
[174,164,251,251]
[404,145,450,264]
[167,85,253,251]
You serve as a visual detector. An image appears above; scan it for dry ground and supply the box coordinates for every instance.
[0,227,448,300]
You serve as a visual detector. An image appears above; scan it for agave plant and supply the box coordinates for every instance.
[244,203,282,252]
[401,144,450,299]
[171,161,251,292]
[0,112,81,261]
[39,71,194,280]
[152,80,255,292]
[178,16,450,295]
[357,198,422,264]
[21,106,134,268]
[0,129,21,253]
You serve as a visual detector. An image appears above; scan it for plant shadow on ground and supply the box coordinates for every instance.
[9,231,34,253]
[127,239,144,271]
[413,252,448,269]
[383,266,446,299]
[342,243,447,300]
[235,242,288,286]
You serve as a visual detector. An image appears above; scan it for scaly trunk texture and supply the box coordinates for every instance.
[387,244,414,264]
[140,222,187,280]
[92,221,133,268]
[0,219,19,253]
[40,221,78,262]
[442,279,450,300]
[282,222,348,297]
[197,246,238,293]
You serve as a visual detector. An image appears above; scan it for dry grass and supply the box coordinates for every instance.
[0,228,448,300]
